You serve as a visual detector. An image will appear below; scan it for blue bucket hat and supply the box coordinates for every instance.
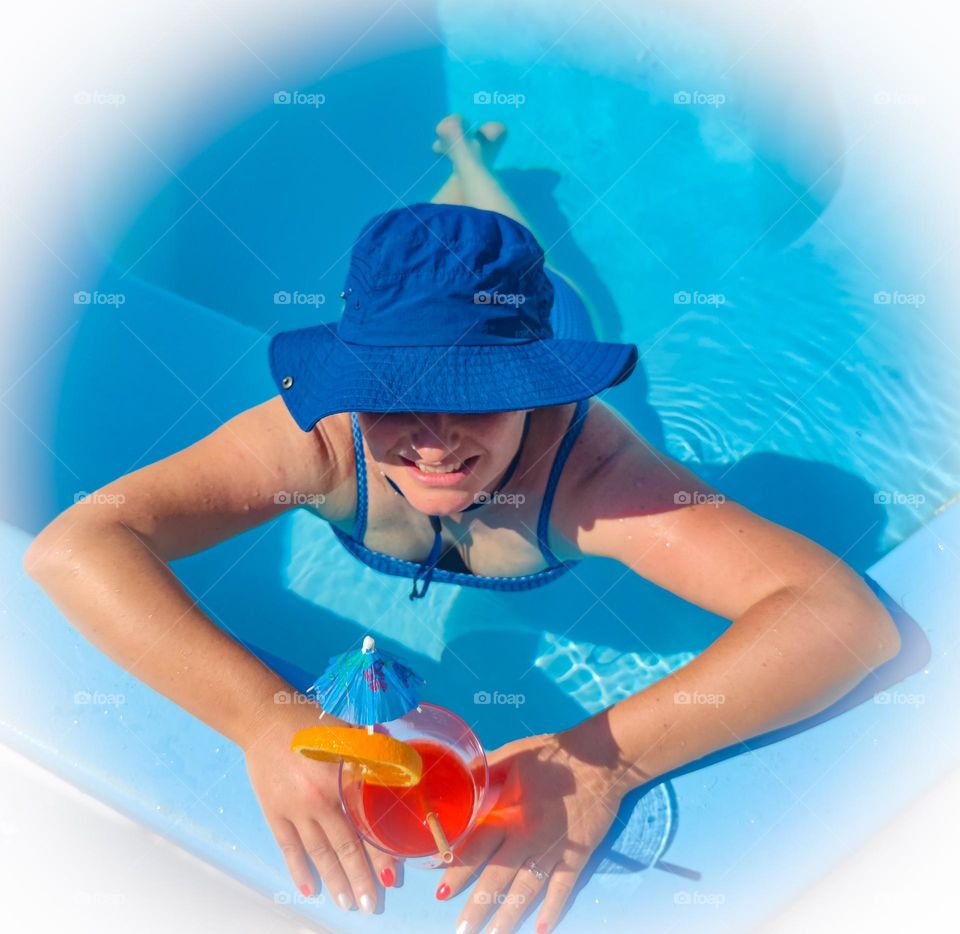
[269,202,638,431]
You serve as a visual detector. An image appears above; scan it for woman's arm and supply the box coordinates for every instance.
[23,397,401,907]
[555,403,901,790]
[22,395,344,749]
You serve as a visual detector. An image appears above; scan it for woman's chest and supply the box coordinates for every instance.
[355,490,553,578]
[319,403,588,577]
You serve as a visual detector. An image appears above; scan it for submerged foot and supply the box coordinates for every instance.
[432,114,508,168]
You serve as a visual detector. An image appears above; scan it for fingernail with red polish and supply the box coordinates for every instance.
[299,883,311,897]
[436,882,451,900]
[380,866,395,887]
[536,924,549,934]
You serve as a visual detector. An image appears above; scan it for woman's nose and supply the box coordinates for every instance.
[410,415,460,453]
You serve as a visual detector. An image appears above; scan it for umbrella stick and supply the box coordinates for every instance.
[425,811,453,863]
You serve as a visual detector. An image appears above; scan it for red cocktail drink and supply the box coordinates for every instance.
[362,740,475,855]
[339,704,488,867]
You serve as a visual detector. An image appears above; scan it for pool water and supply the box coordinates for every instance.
[90,5,958,562]
[3,5,955,932]
[54,0,957,818]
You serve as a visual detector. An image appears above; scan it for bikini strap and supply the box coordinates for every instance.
[537,398,589,567]
[350,408,545,600]
[463,410,533,512]
[386,410,532,600]
[409,514,444,600]
[349,412,368,541]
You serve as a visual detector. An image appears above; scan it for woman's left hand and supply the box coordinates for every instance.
[435,731,630,934]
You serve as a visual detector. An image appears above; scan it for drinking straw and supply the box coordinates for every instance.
[408,772,453,863]
[425,810,453,863]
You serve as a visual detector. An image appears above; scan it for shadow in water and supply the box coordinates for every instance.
[705,453,888,573]
[649,577,929,788]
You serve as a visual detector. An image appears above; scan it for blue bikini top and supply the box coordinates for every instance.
[328,399,590,600]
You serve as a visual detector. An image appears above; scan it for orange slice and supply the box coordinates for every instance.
[291,725,423,787]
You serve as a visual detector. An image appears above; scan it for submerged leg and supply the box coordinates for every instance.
[428,115,530,233]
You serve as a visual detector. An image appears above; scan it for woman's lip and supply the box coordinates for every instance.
[400,454,478,469]
[399,454,479,486]
[405,457,467,469]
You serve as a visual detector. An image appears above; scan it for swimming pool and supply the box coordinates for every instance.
[90,4,959,562]
[4,1,959,931]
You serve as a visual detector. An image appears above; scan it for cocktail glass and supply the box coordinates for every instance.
[338,702,489,869]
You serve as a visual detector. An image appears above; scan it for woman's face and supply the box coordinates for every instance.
[356,408,531,515]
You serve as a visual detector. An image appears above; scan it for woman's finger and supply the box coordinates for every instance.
[296,818,355,911]
[266,814,315,898]
[434,821,505,902]
[483,850,558,934]
[364,839,400,889]
[533,859,585,934]
[452,841,530,934]
[324,817,380,913]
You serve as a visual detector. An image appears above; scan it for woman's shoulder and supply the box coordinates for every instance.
[298,409,358,521]
[548,396,704,562]
[556,397,632,489]
[535,397,634,560]
[251,397,357,522]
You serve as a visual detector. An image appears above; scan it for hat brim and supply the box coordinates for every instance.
[269,323,639,432]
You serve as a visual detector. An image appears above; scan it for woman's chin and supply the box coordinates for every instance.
[407,486,480,515]
[395,476,485,514]
[392,455,488,511]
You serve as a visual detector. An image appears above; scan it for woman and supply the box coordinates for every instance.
[24,114,900,934]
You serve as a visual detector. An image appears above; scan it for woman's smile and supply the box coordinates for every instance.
[399,453,482,486]
[358,407,530,507]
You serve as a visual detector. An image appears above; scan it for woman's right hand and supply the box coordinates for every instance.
[243,701,398,912]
